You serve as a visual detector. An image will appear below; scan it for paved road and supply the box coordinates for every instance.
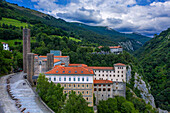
[0,74,20,113]
[0,72,52,113]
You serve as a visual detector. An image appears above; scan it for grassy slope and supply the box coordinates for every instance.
[0,17,31,27]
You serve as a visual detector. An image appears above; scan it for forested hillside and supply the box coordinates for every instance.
[0,0,150,52]
[135,28,170,111]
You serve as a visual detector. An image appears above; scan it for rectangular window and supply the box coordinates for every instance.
[59,77,61,81]
[99,88,101,91]
[87,77,89,81]
[49,77,51,81]
[103,88,106,91]
[108,88,110,91]
[87,85,88,87]
[94,88,97,91]
[87,91,88,94]
[78,84,80,87]
[74,77,76,81]
[69,77,71,81]
[82,85,84,87]
[54,77,56,81]
[82,77,84,81]
[64,77,66,81]
[78,77,80,81]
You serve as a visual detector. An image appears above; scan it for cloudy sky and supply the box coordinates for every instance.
[6,0,170,36]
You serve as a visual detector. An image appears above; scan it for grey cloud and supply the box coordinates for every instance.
[107,18,122,25]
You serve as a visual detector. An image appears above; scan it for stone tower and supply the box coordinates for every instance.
[27,53,34,85]
[47,53,54,71]
[23,29,31,73]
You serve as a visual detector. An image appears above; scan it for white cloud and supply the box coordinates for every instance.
[31,0,170,36]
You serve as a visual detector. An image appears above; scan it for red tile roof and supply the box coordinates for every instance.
[94,80,113,84]
[42,59,61,63]
[68,64,88,67]
[34,54,38,56]
[54,56,68,58]
[1,42,7,44]
[109,46,122,49]
[114,63,126,66]
[45,66,94,75]
[87,67,114,70]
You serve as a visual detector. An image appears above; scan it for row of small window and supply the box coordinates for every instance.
[48,77,89,82]
[94,70,124,73]
[62,84,89,88]
[95,78,124,81]
[94,87,119,91]
[94,88,111,91]
[64,90,90,95]
[96,74,124,77]
[94,84,111,87]
[118,67,123,69]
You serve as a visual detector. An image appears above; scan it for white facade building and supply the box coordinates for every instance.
[1,42,9,50]
[88,63,126,82]
[109,46,123,54]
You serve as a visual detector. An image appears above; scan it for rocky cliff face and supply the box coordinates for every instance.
[126,66,155,107]
[126,66,169,113]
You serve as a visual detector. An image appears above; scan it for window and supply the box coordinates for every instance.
[81,71,83,73]
[75,71,77,73]
[122,71,123,73]
[103,70,104,72]
[82,85,84,87]
[56,71,58,73]
[78,91,80,94]
[74,84,76,87]
[69,84,71,87]
[103,84,106,86]
[74,77,76,81]
[110,75,111,77]
[113,75,115,77]
[99,84,101,86]
[87,85,88,87]
[78,77,80,81]
[49,77,51,81]
[99,88,101,91]
[78,85,80,87]
[63,71,65,73]
[94,88,97,91]
[118,71,119,73]
[110,71,112,73]
[108,84,110,86]
[103,74,104,77]
[87,91,88,94]
[82,77,84,81]
[114,71,115,73]
[118,67,119,69]
[99,70,100,72]
[116,79,118,81]
[121,75,123,77]
[108,88,110,91]
[87,77,89,81]
[59,77,61,81]
[64,91,66,93]
[94,84,97,86]
[118,75,119,77]
[116,87,118,89]
[82,91,84,94]
[106,75,108,77]
[69,77,71,81]
[103,88,106,91]
[69,71,71,73]
[108,94,110,97]
[54,77,56,81]
[99,74,100,76]
[64,77,66,81]
[64,84,66,87]
[86,98,88,100]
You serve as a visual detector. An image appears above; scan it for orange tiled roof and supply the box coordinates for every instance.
[42,59,61,63]
[45,66,94,75]
[34,54,38,56]
[114,63,126,66]
[68,64,88,67]
[94,80,113,84]
[109,46,122,49]
[1,42,7,44]
[98,46,103,49]
[54,56,68,58]
[87,67,113,70]
[35,57,38,59]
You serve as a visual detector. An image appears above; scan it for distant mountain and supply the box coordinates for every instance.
[1,2,150,51]
[135,28,170,111]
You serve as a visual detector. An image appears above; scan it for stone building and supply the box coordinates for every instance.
[94,80,113,104]
[45,66,94,107]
